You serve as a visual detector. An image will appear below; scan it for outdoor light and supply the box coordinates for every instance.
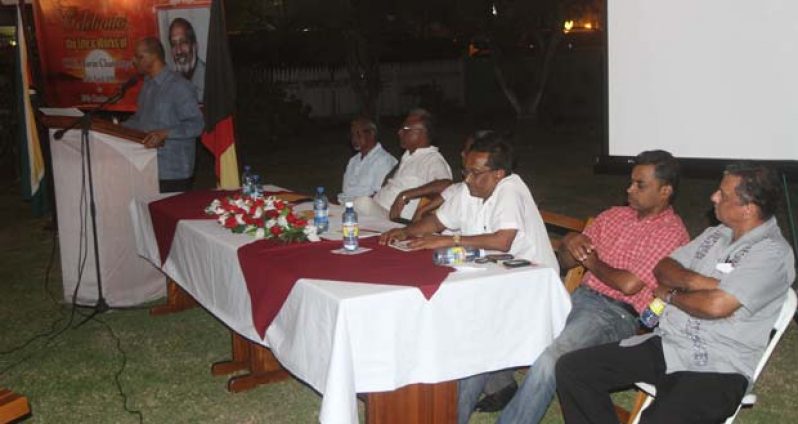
[563,20,574,33]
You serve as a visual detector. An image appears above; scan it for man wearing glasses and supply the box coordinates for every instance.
[355,109,452,221]
[379,130,557,271]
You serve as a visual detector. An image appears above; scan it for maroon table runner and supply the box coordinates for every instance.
[237,237,454,338]
[147,189,291,264]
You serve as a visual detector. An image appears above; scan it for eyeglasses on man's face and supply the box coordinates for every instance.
[398,126,426,133]
[461,168,493,179]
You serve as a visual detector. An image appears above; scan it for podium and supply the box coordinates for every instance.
[40,114,166,307]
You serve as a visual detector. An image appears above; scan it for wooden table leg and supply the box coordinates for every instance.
[366,381,457,424]
[211,331,251,376]
[211,330,291,393]
[149,279,197,316]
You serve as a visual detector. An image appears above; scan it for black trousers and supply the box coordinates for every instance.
[159,178,193,193]
[555,336,748,424]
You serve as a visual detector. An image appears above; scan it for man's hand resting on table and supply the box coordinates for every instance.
[379,228,409,245]
[143,129,169,148]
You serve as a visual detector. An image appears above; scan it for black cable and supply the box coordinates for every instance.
[0,227,62,356]
[3,122,148,422]
[92,315,144,424]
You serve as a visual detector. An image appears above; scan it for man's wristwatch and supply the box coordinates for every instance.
[452,234,461,246]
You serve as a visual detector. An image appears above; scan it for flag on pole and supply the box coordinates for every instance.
[15,4,48,215]
[201,0,240,189]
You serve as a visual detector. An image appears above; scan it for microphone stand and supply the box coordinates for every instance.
[54,88,130,326]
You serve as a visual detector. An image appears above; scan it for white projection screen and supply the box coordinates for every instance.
[605,0,798,166]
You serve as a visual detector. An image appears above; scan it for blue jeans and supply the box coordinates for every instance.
[458,286,639,424]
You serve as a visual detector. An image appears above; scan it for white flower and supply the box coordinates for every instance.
[277,216,288,228]
[253,206,263,219]
[254,227,266,239]
[265,219,277,228]
[235,214,246,225]
[205,199,221,214]
[303,225,320,242]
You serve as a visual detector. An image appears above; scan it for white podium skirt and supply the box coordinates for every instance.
[50,129,165,307]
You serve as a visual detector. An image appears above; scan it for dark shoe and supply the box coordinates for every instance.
[474,383,518,413]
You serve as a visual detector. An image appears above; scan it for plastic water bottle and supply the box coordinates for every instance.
[640,297,666,328]
[250,174,262,197]
[432,246,482,265]
[313,186,329,234]
[241,165,253,195]
[342,201,358,251]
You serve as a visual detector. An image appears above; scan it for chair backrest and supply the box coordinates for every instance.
[540,210,593,294]
[750,288,797,383]
[629,288,798,424]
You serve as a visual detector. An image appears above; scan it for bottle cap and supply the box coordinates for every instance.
[649,298,666,315]
[345,201,354,208]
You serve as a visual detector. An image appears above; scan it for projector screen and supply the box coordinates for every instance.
[604,0,798,166]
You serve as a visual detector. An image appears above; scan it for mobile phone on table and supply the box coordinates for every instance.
[486,253,514,263]
[503,259,532,268]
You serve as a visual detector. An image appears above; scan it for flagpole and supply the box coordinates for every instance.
[17,0,57,223]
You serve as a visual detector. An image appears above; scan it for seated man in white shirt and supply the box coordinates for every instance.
[379,130,558,272]
[354,108,452,222]
[340,116,398,201]
[379,131,558,410]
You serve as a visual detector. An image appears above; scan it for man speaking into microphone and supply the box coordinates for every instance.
[123,37,204,193]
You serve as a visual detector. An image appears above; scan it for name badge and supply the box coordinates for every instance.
[716,262,734,274]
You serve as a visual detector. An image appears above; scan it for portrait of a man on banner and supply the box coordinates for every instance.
[156,5,209,100]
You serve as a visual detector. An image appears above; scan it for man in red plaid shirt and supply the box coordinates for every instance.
[459,150,690,424]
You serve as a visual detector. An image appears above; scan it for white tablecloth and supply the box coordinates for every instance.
[130,187,572,424]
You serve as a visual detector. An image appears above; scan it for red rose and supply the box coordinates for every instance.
[224,216,238,229]
[270,225,283,236]
[265,210,279,219]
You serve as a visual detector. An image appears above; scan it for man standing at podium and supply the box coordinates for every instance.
[124,37,204,193]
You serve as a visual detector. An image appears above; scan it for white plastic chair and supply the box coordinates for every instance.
[629,289,797,424]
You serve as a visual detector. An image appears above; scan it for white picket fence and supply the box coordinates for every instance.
[243,60,465,117]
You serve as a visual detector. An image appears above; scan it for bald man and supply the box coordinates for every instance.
[124,37,204,193]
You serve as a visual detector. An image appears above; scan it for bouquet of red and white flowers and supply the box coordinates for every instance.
[205,193,319,242]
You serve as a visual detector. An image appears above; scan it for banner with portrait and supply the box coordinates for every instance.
[32,0,210,111]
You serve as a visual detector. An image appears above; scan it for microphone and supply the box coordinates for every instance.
[54,75,140,140]
[116,75,139,98]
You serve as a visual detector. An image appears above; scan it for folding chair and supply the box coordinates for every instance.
[628,288,798,424]
[541,210,593,293]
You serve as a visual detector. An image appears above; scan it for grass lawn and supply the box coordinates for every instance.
[1,117,796,423]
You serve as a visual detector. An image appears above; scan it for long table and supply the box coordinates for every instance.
[130,189,572,424]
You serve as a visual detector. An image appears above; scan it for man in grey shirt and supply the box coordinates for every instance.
[124,37,204,193]
[556,162,795,423]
